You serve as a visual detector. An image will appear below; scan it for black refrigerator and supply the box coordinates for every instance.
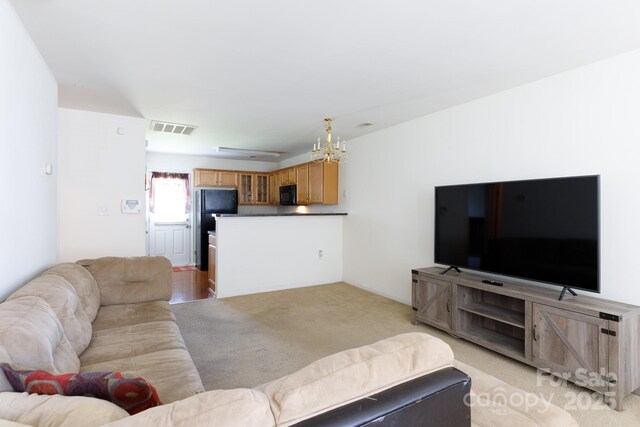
[195,188,238,270]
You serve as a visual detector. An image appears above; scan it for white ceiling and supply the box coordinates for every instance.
[10,0,640,161]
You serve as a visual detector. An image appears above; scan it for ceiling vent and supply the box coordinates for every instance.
[151,121,197,136]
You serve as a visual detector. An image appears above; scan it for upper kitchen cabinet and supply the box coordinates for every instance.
[310,162,337,204]
[269,172,281,205]
[194,169,239,187]
[280,168,296,186]
[239,173,269,204]
[294,161,339,205]
[296,164,310,204]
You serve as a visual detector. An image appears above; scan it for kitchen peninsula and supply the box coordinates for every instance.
[212,213,346,298]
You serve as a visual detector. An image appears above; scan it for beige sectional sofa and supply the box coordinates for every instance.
[0,256,577,426]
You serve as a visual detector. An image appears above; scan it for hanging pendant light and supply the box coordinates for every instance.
[311,118,347,163]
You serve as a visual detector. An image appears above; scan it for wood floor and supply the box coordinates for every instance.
[170,269,212,304]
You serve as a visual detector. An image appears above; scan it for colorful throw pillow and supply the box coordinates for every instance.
[0,364,161,415]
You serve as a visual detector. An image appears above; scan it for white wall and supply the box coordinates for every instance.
[58,108,146,261]
[216,216,343,297]
[342,49,640,306]
[0,0,58,300]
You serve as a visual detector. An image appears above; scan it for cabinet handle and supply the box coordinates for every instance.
[446,300,450,313]
[533,324,538,341]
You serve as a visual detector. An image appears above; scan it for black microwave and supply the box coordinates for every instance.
[280,184,297,206]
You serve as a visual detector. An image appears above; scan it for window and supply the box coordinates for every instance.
[149,172,190,222]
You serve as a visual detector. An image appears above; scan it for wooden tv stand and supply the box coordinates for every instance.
[411,267,640,411]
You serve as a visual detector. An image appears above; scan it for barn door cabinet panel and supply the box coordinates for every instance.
[411,267,640,411]
[411,274,451,332]
[531,303,609,393]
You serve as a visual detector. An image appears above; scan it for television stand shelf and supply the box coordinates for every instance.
[411,267,640,411]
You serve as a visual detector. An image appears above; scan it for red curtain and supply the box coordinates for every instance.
[149,172,191,214]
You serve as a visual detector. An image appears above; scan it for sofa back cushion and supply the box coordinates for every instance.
[43,263,101,322]
[7,275,93,355]
[264,332,454,425]
[0,297,80,392]
[77,257,172,306]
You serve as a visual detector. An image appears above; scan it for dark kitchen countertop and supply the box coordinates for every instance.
[217,213,347,217]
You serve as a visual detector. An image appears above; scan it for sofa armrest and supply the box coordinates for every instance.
[76,257,172,305]
[295,367,471,427]
[0,392,128,427]
[265,333,455,425]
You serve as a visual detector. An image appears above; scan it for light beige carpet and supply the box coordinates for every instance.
[171,282,640,426]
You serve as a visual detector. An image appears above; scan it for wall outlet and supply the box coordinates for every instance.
[97,205,110,216]
[318,249,323,259]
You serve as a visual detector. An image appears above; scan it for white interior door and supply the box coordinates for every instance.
[149,220,191,266]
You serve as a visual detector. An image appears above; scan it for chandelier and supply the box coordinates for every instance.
[311,118,347,163]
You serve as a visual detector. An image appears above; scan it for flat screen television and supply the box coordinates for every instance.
[434,175,599,297]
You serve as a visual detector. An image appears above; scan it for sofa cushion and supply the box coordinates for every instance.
[0,391,128,427]
[81,348,205,404]
[80,321,186,366]
[1,365,161,415]
[77,257,172,306]
[0,297,79,390]
[42,263,101,323]
[264,332,454,425]
[101,389,275,427]
[7,276,92,355]
[91,301,176,332]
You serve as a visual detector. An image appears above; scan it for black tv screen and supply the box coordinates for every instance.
[434,175,599,293]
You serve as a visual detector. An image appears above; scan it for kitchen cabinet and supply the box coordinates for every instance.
[269,172,281,205]
[296,165,310,204]
[194,169,239,187]
[290,161,338,205]
[194,160,338,205]
[208,234,216,294]
[255,174,268,203]
[309,161,338,204]
[239,173,269,204]
[280,168,296,186]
